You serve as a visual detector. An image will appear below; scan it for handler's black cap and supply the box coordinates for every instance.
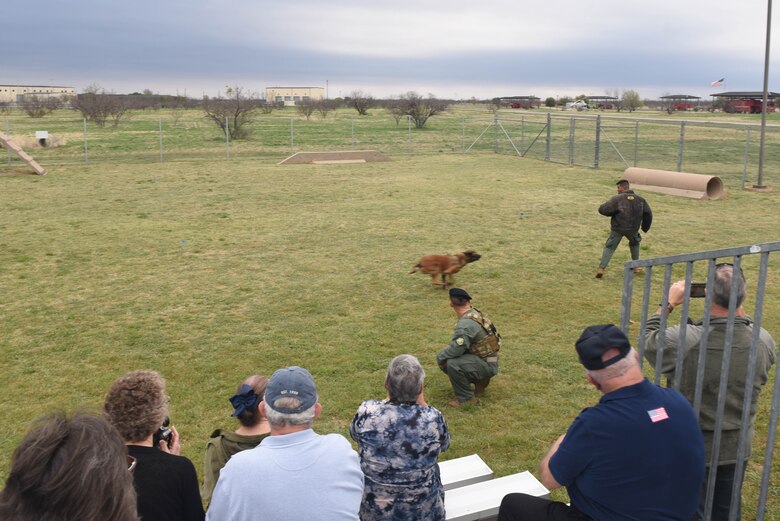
[449,287,472,300]
[616,178,629,185]
[575,324,631,370]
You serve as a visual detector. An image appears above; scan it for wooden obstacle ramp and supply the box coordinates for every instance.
[0,132,46,175]
[279,150,391,165]
[623,167,725,200]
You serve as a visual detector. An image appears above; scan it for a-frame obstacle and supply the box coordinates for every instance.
[0,132,46,175]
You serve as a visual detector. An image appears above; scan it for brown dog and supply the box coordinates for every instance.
[409,250,481,288]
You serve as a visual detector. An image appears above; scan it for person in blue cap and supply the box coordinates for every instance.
[436,288,500,407]
[497,324,704,521]
[206,366,364,521]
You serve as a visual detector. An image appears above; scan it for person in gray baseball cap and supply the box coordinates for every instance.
[436,288,501,407]
[206,366,364,521]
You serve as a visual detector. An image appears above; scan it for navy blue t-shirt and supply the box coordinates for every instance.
[549,379,704,521]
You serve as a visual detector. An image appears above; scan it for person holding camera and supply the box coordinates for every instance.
[104,370,205,521]
[643,265,776,521]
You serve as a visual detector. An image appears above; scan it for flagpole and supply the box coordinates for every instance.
[755,0,772,189]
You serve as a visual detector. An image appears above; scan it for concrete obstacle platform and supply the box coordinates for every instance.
[279,150,391,165]
[0,132,47,175]
[623,167,725,200]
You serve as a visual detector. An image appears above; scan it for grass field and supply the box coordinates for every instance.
[1,117,779,516]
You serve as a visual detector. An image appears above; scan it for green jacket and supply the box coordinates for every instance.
[201,429,270,505]
[437,308,499,370]
[644,314,775,464]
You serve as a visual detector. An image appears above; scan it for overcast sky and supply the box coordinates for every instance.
[4,0,777,100]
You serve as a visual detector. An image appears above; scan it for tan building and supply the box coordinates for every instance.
[0,85,76,104]
[265,87,324,106]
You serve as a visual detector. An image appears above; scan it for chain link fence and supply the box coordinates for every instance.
[2,107,779,186]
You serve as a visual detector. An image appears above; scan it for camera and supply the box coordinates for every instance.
[690,282,707,298]
[153,416,173,448]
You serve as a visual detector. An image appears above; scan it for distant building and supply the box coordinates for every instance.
[0,85,76,104]
[711,91,778,114]
[265,87,324,106]
[497,96,540,109]
[659,94,701,111]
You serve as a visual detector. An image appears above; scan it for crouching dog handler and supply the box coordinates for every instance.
[436,288,500,407]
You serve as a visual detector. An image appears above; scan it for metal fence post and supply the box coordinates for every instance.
[634,120,639,167]
[521,116,525,150]
[568,117,575,165]
[494,112,499,153]
[290,117,294,153]
[5,119,10,165]
[83,118,89,164]
[677,120,685,172]
[461,117,465,154]
[594,115,601,168]
[545,113,551,161]
[225,116,231,160]
[407,115,412,156]
[159,118,164,162]
[352,118,355,148]
[742,128,752,189]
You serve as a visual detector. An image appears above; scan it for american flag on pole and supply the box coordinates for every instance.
[711,78,725,87]
[647,407,669,423]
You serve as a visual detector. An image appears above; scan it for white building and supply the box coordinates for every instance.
[0,85,76,104]
[265,87,324,106]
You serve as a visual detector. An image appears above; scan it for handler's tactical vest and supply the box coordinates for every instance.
[462,308,501,358]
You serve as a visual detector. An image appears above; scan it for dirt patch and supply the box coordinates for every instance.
[279,150,391,165]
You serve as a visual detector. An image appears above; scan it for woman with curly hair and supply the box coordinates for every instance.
[350,354,451,521]
[0,411,139,521]
[104,370,204,521]
[201,374,271,506]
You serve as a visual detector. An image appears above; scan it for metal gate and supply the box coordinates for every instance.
[619,241,780,521]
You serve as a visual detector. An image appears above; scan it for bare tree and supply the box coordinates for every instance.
[621,90,642,113]
[201,86,259,139]
[168,94,189,126]
[398,92,447,129]
[259,101,275,114]
[350,90,374,116]
[106,96,130,127]
[20,95,63,118]
[314,99,335,119]
[297,99,316,120]
[70,84,117,126]
[488,98,502,114]
[384,99,406,125]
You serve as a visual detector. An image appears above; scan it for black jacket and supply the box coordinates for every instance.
[598,190,652,234]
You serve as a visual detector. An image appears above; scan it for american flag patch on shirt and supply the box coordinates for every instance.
[648,407,669,423]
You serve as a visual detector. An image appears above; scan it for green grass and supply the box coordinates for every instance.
[1,135,779,516]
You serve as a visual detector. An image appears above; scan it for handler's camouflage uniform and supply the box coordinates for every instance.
[350,400,450,521]
[436,308,499,402]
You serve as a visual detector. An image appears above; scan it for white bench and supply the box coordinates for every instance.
[439,454,494,491]
[444,471,550,521]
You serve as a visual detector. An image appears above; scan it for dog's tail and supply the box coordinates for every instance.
[409,264,421,274]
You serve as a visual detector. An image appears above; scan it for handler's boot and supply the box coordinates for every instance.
[595,267,605,279]
[448,397,479,408]
[474,378,491,396]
